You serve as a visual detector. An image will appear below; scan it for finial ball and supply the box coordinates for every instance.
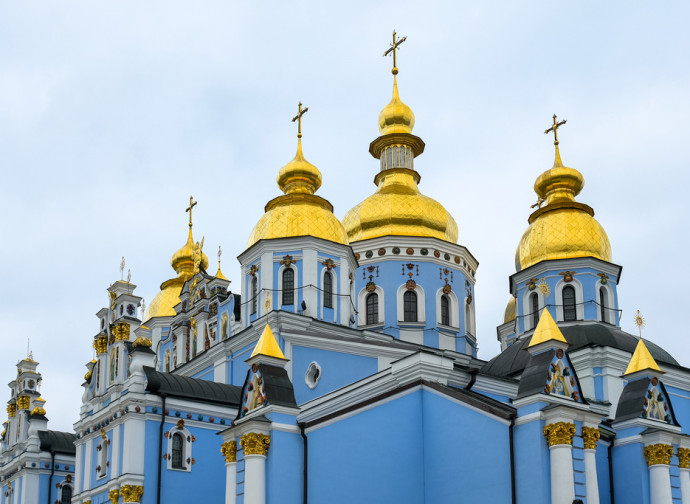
[392,67,399,75]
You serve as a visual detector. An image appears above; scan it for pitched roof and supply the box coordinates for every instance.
[144,367,242,406]
[528,310,567,348]
[38,430,77,455]
[624,339,662,375]
[250,324,285,360]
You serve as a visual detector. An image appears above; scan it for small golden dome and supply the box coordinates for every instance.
[171,229,209,278]
[515,146,611,271]
[342,169,458,243]
[503,297,516,323]
[247,137,348,248]
[378,75,415,135]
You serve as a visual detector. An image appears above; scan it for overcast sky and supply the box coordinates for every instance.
[1,1,688,432]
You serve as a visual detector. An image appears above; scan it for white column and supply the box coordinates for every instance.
[644,443,674,504]
[241,433,270,504]
[74,442,83,493]
[225,462,237,504]
[122,416,146,475]
[582,426,600,504]
[83,437,93,490]
[544,422,576,504]
[244,455,266,504]
[302,249,317,319]
[111,424,121,477]
[679,468,690,503]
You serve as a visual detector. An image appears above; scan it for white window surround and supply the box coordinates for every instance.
[277,264,298,307]
[357,286,385,327]
[521,289,545,332]
[97,438,108,479]
[396,284,426,323]
[319,267,338,321]
[595,280,616,324]
[167,425,192,472]
[555,278,584,322]
[464,297,475,336]
[435,288,459,329]
[305,361,322,389]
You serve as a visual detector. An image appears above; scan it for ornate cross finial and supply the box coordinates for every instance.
[544,114,567,146]
[292,102,309,139]
[634,310,645,338]
[383,30,407,75]
[120,256,126,280]
[186,196,197,229]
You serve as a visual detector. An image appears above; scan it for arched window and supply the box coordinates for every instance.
[366,293,379,325]
[61,485,72,504]
[97,439,108,478]
[440,295,450,326]
[171,432,185,469]
[323,271,333,309]
[562,286,576,322]
[403,291,418,322]
[251,276,258,315]
[531,293,539,329]
[282,268,294,305]
[599,287,608,323]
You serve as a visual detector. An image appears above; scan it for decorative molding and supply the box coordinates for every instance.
[221,441,237,462]
[544,422,576,446]
[120,485,144,503]
[582,427,600,450]
[678,448,690,469]
[240,432,270,456]
[643,443,674,466]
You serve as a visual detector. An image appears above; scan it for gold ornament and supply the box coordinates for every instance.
[132,336,152,348]
[113,323,130,342]
[221,441,237,463]
[16,396,30,410]
[120,485,144,503]
[543,422,576,446]
[538,279,550,296]
[7,403,16,418]
[643,443,674,466]
[83,501,91,504]
[678,448,690,469]
[108,489,120,504]
[581,427,600,450]
[94,336,108,355]
[30,406,46,416]
[634,310,646,338]
[240,432,270,456]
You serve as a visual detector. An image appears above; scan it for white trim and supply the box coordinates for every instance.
[464,297,475,336]
[435,288,459,328]
[396,283,426,323]
[595,280,615,324]
[167,426,193,472]
[277,264,297,308]
[319,267,338,322]
[358,286,385,326]
[555,278,584,322]
[521,289,544,331]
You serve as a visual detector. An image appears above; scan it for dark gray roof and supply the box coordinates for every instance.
[516,349,585,402]
[257,364,297,408]
[481,323,679,378]
[615,377,679,425]
[144,367,242,406]
[38,430,77,455]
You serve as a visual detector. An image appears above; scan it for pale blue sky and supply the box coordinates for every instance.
[1,1,688,431]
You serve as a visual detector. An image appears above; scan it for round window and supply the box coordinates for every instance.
[305,362,322,389]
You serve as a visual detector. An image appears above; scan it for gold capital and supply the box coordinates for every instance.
[383,30,407,75]
[240,432,270,456]
[678,448,690,469]
[644,443,674,466]
[120,485,144,503]
[7,403,16,418]
[94,336,108,355]
[83,501,91,504]
[16,396,30,411]
[108,489,120,504]
[221,441,237,462]
[581,427,600,450]
[544,422,576,447]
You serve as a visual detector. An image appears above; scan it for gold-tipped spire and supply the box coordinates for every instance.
[276,102,322,195]
[544,114,567,168]
[216,245,228,280]
[528,309,568,348]
[250,324,285,360]
[171,197,209,277]
[379,32,415,135]
[624,339,662,376]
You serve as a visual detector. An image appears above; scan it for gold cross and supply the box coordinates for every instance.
[544,114,567,146]
[186,196,197,228]
[292,102,309,139]
[383,30,407,75]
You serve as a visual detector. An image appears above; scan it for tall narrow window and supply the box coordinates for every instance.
[282,268,295,305]
[441,295,450,326]
[323,271,333,309]
[171,432,185,469]
[403,291,418,322]
[366,293,378,325]
[61,486,72,504]
[599,287,608,323]
[251,276,258,315]
[98,440,108,478]
[562,286,576,322]
[531,293,539,329]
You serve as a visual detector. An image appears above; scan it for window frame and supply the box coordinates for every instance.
[323,270,333,309]
[282,268,295,306]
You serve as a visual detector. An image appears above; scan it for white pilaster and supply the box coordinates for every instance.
[649,464,672,504]
[261,252,273,317]
[678,468,690,503]
[111,424,121,477]
[244,454,266,504]
[584,449,600,504]
[225,462,237,504]
[302,249,317,318]
[122,416,146,475]
[549,444,575,504]
[83,438,92,490]
[21,473,38,504]
[74,442,83,493]
[214,357,227,383]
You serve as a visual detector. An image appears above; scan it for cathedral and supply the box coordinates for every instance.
[2,34,689,504]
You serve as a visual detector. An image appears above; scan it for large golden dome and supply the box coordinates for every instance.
[247,137,348,248]
[343,74,458,244]
[515,145,611,271]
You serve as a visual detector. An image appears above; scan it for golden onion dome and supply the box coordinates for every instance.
[342,73,458,243]
[170,228,209,278]
[515,144,611,271]
[247,136,348,248]
[503,297,516,323]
